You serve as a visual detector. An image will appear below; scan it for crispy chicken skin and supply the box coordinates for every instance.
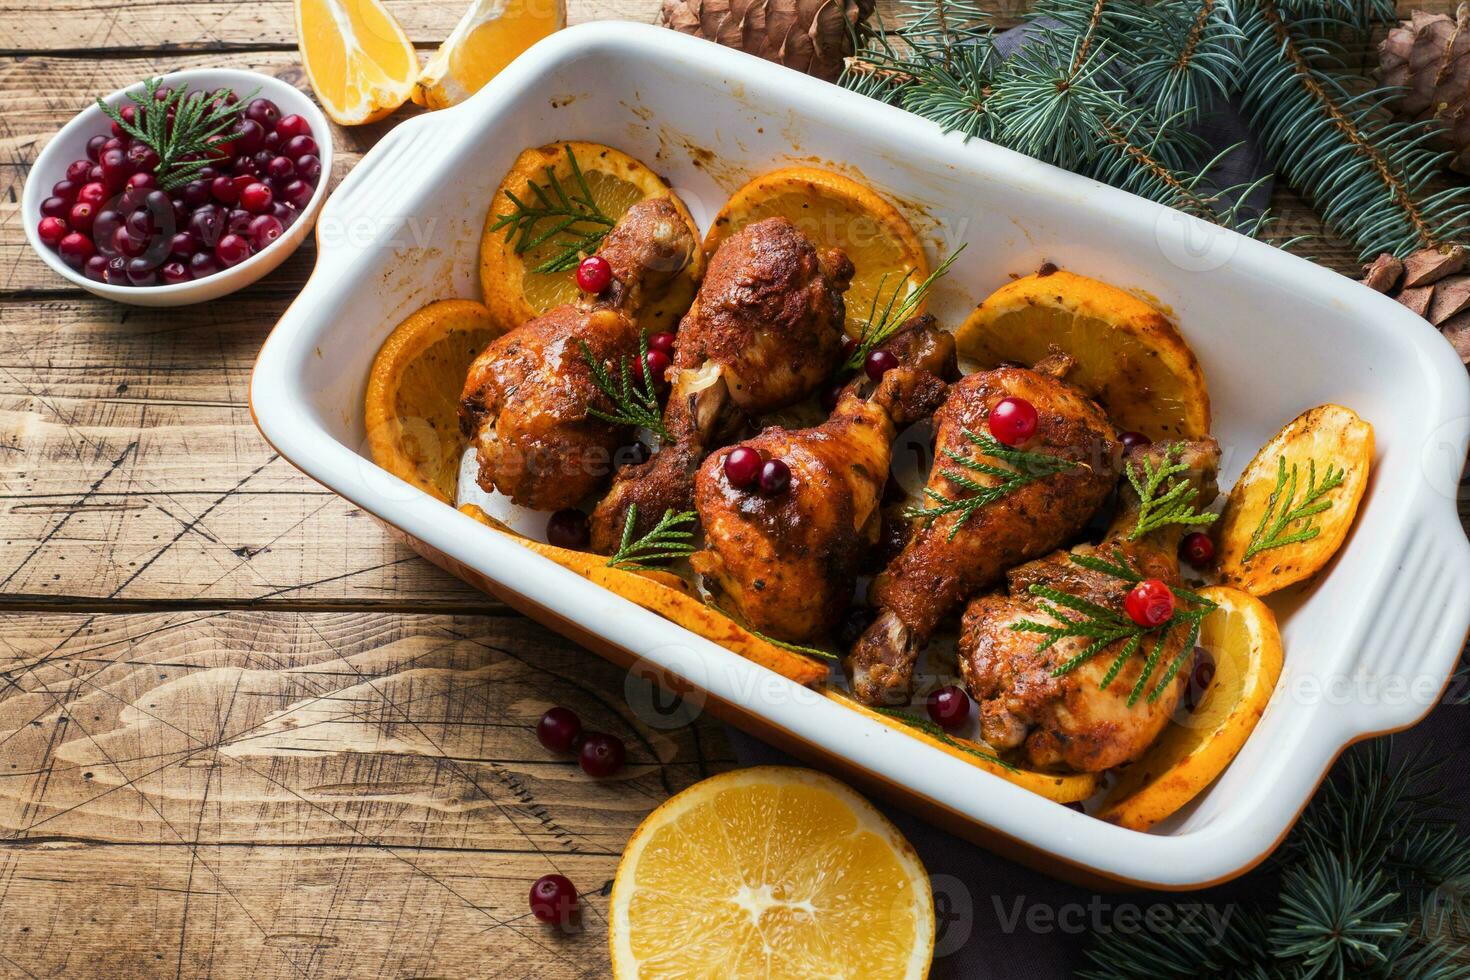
[589,216,854,552]
[458,198,697,512]
[957,439,1221,772]
[691,320,956,642]
[846,355,1120,706]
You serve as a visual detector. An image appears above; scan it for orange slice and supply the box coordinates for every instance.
[294,0,418,125]
[365,300,502,503]
[955,269,1210,440]
[479,142,704,335]
[411,0,565,110]
[1097,586,1284,830]
[704,167,929,341]
[610,767,934,979]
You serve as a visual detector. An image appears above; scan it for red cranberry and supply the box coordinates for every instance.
[545,508,590,550]
[37,216,67,247]
[1119,431,1151,454]
[77,181,107,208]
[112,224,145,257]
[99,148,131,188]
[103,255,127,283]
[52,179,80,202]
[647,331,676,356]
[637,348,671,387]
[125,142,159,173]
[283,135,318,160]
[111,104,135,137]
[58,233,95,269]
[240,182,273,214]
[248,213,283,250]
[245,98,281,128]
[575,254,612,294]
[266,155,295,181]
[529,874,578,925]
[252,150,275,175]
[189,206,225,246]
[275,113,311,140]
[578,732,625,777]
[210,175,240,204]
[127,171,157,194]
[271,202,298,227]
[40,196,69,219]
[1184,648,1217,713]
[865,348,899,381]
[262,130,281,152]
[125,255,159,286]
[1180,531,1215,566]
[536,706,582,753]
[68,201,96,233]
[294,154,322,182]
[989,396,1038,446]
[281,179,314,208]
[840,335,858,362]
[759,458,791,496]
[65,158,93,183]
[926,685,971,731]
[101,136,125,155]
[85,134,109,161]
[93,210,124,254]
[169,231,198,258]
[196,165,219,181]
[215,233,252,267]
[189,251,220,279]
[819,381,845,413]
[1125,579,1175,628]
[125,208,155,241]
[83,254,109,282]
[181,180,211,208]
[160,260,190,285]
[233,118,266,154]
[231,173,256,196]
[724,446,761,489]
[87,164,105,184]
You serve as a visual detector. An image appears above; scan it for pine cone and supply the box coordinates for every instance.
[1379,4,1470,174]
[1361,246,1470,365]
[659,0,875,82]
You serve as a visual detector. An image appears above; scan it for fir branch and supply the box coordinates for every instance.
[96,78,254,191]
[578,334,671,442]
[1269,853,1406,974]
[875,707,1018,770]
[605,505,696,571]
[489,144,616,273]
[1126,446,1219,539]
[846,245,966,370]
[904,427,1084,540]
[1243,456,1346,561]
[1117,0,1243,123]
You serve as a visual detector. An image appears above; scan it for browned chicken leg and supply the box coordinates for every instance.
[846,356,1119,706]
[957,439,1221,771]
[690,320,957,642]
[589,216,853,552]
[459,198,697,511]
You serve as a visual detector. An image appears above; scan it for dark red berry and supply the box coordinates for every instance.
[112,224,145,258]
[840,335,858,361]
[295,154,322,183]
[245,98,281,128]
[1119,431,1151,454]
[271,202,298,227]
[545,508,590,550]
[169,231,198,258]
[40,196,69,219]
[93,210,123,255]
[189,206,225,246]
[575,254,612,294]
[926,685,971,731]
[240,182,273,214]
[989,396,1038,446]
[724,446,761,489]
[275,113,311,140]
[1180,531,1215,566]
[66,158,93,183]
[248,214,284,250]
[68,201,96,233]
[281,179,313,208]
[1125,579,1175,628]
[758,458,791,496]
[266,155,295,181]
[83,254,109,282]
[210,175,239,204]
[819,381,845,414]
[104,255,127,284]
[181,179,211,208]
[231,154,259,176]
[283,134,318,160]
[639,348,671,387]
[1184,648,1217,713]
[52,179,80,202]
[100,147,130,185]
[77,181,107,208]
[125,208,155,241]
[578,732,625,777]
[37,216,67,248]
[536,706,582,753]
[865,348,899,381]
[233,118,266,154]
[215,233,252,267]
[160,260,191,285]
[126,142,159,173]
[125,255,158,286]
[528,874,578,925]
[647,331,676,356]
[226,208,254,236]
[189,251,220,279]
[85,134,108,161]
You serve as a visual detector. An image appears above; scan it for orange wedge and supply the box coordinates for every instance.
[365,300,503,503]
[412,0,565,110]
[1097,587,1284,830]
[295,0,418,125]
[610,767,934,979]
[704,167,929,341]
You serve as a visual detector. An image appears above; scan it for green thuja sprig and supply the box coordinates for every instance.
[490,144,616,273]
[1127,446,1219,539]
[845,246,965,370]
[578,333,671,442]
[605,505,696,571]
[1243,455,1346,561]
[96,77,256,191]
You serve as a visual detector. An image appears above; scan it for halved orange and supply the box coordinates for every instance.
[365,300,502,503]
[610,767,934,979]
[1097,586,1283,830]
[954,269,1211,440]
[479,142,704,334]
[294,0,418,125]
[704,167,929,341]
[411,0,565,110]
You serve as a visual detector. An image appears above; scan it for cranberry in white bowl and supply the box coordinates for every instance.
[23,68,333,307]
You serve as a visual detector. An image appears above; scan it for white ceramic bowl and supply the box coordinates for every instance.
[22,68,333,306]
[251,23,1470,888]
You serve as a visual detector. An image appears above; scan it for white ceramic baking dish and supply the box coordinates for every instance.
[250,21,1470,888]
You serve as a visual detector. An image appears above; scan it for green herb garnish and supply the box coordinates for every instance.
[1243,457,1346,561]
[875,707,1018,771]
[96,77,256,191]
[579,333,671,441]
[605,505,697,571]
[490,144,616,273]
[845,245,966,371]
[745,628,840,662]
[1011,549,1216,706]
[904,426,1084,540]
[1127,446,1219,540]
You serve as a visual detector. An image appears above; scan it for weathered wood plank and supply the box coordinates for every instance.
[0,611,731,849]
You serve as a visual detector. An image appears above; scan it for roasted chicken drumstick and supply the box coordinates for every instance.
[459,198,697,511]
[691,320,957,642]
[957,438,1221,771]
[589,216,853,552]
[846,354,1119,706]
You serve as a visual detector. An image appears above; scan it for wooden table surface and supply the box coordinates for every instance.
[0,0,1464,976]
